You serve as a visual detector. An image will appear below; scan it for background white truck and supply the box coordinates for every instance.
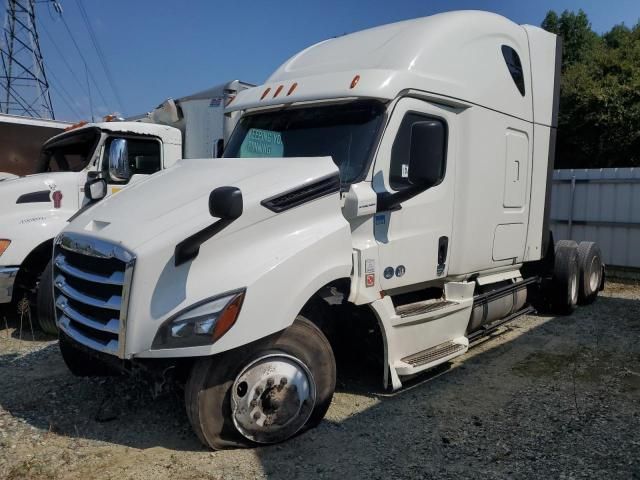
[52,12,603,449]
[0,80,252,332]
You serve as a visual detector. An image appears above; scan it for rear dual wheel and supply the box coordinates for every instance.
[577,241,603,304]
[185,316,335,449]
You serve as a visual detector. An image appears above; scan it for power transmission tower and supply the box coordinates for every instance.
[0,0,54,118]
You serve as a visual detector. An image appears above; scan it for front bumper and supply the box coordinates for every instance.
[0,267,19,303]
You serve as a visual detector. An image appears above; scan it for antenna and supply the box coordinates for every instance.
[0,0,54,118]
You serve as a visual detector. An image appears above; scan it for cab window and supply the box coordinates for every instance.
[103,136,162,179]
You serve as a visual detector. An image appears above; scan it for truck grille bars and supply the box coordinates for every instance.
[53,233,135,357]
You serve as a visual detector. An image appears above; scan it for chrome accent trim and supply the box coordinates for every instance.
[54,274,121,310]
[54,233,136,359]
[118,256,135,358]
[56,232,135,263]
[55,295,119,334]
[55,254,125,285]
[58,315,119,355]
[0,267,19,304]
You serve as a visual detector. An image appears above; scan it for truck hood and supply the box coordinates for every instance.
[65,157,341,251]
[0,171,83,216]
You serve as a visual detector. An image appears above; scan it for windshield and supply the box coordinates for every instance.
[37,128,101,173]
[223,100,385,184]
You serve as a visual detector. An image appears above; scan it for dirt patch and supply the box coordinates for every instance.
[1,281,639,479]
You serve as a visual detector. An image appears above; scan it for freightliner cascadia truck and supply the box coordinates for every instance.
[0,80,252,333]
[51,12,603,449]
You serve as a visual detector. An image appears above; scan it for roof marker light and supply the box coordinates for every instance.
[350,75,361,89]
[260,88,271,100]
[63,120,88,131]
[225,95,236,106]
[286,83,298,96]
[273,85,284,98]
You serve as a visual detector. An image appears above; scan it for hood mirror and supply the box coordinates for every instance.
[108,138,130,182]
[209,186,243,219]
[85,176,108,202]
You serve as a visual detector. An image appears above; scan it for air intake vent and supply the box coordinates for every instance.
[261,174,340,213]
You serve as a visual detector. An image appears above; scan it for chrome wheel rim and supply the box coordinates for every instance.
[589,256,601,292]
[570,272,578,304]
[231,353,316,444]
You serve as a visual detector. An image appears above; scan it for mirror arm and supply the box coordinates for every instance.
[376,185,424,212]
[174,218,235,267]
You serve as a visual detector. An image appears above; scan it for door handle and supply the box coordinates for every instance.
[437,236,449,276]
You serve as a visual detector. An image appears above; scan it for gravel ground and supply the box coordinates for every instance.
[0,280,639,480]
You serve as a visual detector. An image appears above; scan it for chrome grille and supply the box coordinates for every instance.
[53,233,135,357]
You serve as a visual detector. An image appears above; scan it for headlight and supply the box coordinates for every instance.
[0,239,10,257]
[152,289,245,349]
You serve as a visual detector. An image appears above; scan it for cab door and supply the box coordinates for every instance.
[372,97,457,291]
[101,136,163,196]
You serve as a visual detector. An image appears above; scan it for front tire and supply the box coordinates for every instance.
[185,316,336,450]
[552,241,579,315]
[36,260,57,334]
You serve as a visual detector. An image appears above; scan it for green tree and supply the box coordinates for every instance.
[542,11,640,168]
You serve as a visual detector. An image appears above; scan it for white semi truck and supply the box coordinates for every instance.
[0,80,252,332]
[52,12,603,449]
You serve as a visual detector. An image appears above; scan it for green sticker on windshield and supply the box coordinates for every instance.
[239,128,283,157]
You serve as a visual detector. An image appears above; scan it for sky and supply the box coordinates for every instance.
[25,0,640,121]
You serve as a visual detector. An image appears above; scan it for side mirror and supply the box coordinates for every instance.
[108,138,130,181]
[214,139,224,158]
[85,177,107,202]
[209,186,243,219]
[408,120,446,188]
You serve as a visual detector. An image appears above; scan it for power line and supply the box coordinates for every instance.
[49,1,110,111]
[74,0,123,113]
[46,67,82,118]
[36,17,88,97]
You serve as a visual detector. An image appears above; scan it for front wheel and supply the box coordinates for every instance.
[185,316,336,449]
[36,260,57,334]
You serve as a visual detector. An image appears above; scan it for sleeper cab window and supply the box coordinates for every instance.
[501,45,525,96]
[389,112,447,191]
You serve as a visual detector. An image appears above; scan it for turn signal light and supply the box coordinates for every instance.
[212,291,245,342]
[0,239,10,257]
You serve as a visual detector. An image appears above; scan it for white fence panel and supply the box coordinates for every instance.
[551,168,640,269]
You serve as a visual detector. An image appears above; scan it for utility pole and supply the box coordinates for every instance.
[0,0,54,119]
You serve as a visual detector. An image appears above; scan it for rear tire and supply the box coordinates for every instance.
[59,332,116,377]
[36,260,57,335]
[185,316,336,450]
[552,241,579,315]
[577,241,602,305]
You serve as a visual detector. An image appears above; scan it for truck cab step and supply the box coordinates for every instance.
[395,338,469,376]
[395,299,458,318]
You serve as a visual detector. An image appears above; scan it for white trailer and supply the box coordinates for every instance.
[52,12,603,449]
[0,80,252,332]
